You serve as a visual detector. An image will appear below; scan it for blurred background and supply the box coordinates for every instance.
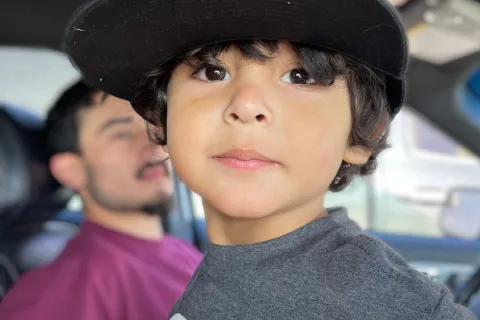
[1,0,480,316]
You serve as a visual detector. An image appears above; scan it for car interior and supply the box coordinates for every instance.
[0,104,198,297]
[1,0,480,316]
[0,106,77,296]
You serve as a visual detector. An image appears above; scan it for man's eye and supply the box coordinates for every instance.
[113,132,133,139]
[280,68,315,85]
[193,65,231,82]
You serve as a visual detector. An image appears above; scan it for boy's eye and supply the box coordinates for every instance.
[280,68,315,85]
[193,65,231,82]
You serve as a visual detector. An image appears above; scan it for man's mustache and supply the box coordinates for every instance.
[136,157,170,178]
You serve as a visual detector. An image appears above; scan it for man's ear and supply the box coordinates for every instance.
[49,153,86,191]
[343,145,372,165]
[161,144,169,154]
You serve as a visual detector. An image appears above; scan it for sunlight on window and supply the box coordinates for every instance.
[413,114,476,159]
[191,192,205,219]
[66,194,83,211]
[0,47,79,115]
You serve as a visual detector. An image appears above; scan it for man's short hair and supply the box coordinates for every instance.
[46,80,103,156]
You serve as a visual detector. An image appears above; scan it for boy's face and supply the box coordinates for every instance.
[166,42,370,219]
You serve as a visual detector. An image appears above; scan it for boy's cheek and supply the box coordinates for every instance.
[294,133,350,185]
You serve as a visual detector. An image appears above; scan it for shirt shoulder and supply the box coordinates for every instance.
[431,290,476,319]
[163,236,203,263]
[0,239,121,320]
[346,234,475,319]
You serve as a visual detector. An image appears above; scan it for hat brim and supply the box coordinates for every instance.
[64,0,407,114]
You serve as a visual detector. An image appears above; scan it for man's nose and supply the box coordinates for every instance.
[139,131,168,160]
[146,141,168,160]
[223,82,273,126]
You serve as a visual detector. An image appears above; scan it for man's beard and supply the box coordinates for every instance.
[84,161,172,217]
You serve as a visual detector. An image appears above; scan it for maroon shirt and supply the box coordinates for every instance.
[0,222,203,320]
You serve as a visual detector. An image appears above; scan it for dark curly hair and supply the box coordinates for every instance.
[132,40,391,192]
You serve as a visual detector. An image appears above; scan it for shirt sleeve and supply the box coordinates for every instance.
[431,289,476,320]
[0,265,118,320]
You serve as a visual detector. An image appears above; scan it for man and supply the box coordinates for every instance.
[0,80,202,319]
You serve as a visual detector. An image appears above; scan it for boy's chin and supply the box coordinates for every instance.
[206,195,281,220]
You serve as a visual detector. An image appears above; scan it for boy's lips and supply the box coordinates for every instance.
[212,148,279,170]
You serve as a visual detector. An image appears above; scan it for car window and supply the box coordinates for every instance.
[413,115,475,158]
[0,47,79,115]
[0,47,81,209]
[329,108,480,238]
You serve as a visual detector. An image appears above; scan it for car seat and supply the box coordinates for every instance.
[0,105,77,298]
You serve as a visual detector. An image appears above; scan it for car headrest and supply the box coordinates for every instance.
[0,105,72,228]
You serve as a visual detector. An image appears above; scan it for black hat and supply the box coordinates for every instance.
[64,0,408,115]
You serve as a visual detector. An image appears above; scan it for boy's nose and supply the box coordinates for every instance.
[223,83,272,126]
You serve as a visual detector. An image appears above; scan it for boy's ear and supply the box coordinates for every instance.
[343,145,372,165]
[49,152,86,191]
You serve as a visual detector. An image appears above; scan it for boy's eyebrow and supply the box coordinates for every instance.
[185,53,224,66]
[97,116,133,135]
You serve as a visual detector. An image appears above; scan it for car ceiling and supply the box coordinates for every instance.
[0,0,86,50]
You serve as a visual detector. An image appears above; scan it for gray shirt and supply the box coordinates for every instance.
[169,208,476,319]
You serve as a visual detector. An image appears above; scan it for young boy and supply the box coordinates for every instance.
[64,0,476,319]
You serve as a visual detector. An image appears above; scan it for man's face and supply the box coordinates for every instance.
[166,42,369,220]
[77,94,172,214]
